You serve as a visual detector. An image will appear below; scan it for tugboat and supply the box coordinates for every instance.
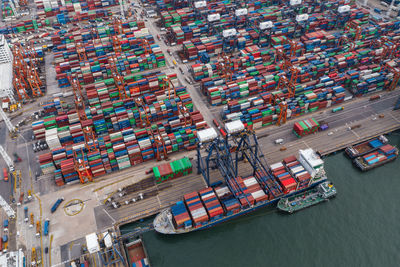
[277,181,336,214]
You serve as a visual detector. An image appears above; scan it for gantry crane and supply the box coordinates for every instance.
[136,38,152,54]
[149,125,168,161]
[134,98,150,127]
[382,61,400,91]
[109,56,128,100]
[0,108,17,138]
[26,44,44,97]
[288,39,303,57]
[83,126,98,153]
[178,103,192,127]
[12,43,43,99]
[343,21,361,50]
[12,45,30,100]
[19,0,27,6]
[0,145,14,172]
[373,37,399,61]
[74,147,93,184]
[91,27,99,40]
[76,42,87,61]
[196,121,282,204]
[112,36,122,54]
[162,77,177,100]
[68,75,87,121]
[216,52,233,82]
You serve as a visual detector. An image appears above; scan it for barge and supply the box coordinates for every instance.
[345,135,388,159]
[125,237,151,267]
[353,144,398,171]
[154,149,329,234]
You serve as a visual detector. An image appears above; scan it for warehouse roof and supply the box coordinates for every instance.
[0,62,13,98]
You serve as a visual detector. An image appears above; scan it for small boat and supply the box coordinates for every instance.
[345,135,388,159]
[125,237,151,267]
[277,181,336,213]
[353,144,398,171]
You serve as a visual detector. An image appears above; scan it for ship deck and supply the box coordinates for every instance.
[126,241,146,264]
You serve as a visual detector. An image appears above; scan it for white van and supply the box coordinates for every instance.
[275,138,284,145]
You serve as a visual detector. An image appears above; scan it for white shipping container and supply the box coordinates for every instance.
[270,162,284,170]
[251,190,266,200]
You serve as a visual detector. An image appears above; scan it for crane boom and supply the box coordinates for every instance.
[0,194,15,218]
[0,105,16,133]
[0,145,14,170]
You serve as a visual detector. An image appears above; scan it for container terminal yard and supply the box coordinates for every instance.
[0,0,400,265]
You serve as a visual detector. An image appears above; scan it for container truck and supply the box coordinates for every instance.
[3,219,8,232]
[36,246,42,265]
[31,247,37,266]
[51,197,64,213]
[36,221,41,237]
[332,106,344,113]
[369,95,381,101]
[27,190,33,201]
[3,167,8,182]
[43,219,50,236]
[24,207,29,222]
[29,213,34,228]
[18,192,24,206]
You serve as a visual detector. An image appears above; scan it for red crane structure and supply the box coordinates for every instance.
[162,76,177,100]
[149,125,168,161]
[74,148,93,184]
[83,126,98,153]
[134,98,150,127]
[76,42,87,61]
[109,55,128,100]
[12,44,44,100]
[68,75,87,120]
[215,52,233,82]
[381,60,400,91]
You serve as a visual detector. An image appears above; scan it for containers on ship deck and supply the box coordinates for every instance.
[199,188,224,221]
[171,201,192,229]
[270,155,312,192]
[184,192,209,227]
[362,144,398,165]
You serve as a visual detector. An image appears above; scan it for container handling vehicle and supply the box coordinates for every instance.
[43,219,50,236]
[154,122,330,234]
[51,197,64,213]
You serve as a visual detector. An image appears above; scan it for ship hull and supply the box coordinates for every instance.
[354,154,398,172]
[154,178,326,234]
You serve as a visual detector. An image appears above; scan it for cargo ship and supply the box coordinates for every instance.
[154,149,328,234]
[277,181,336,214]
[125,237,151,267]
[353,144,398,171]
[345,135,388,159]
